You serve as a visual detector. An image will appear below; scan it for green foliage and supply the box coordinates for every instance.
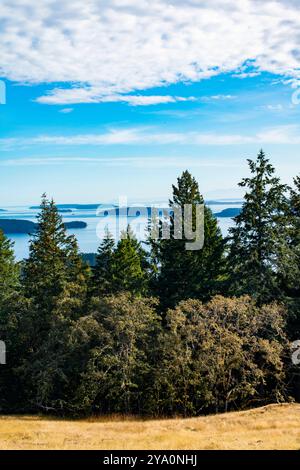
[0,230,19,307]
[91,228,115,296]
[92,226,149,297]
[227,150,289,304]
[23,194,89,316]
[0,230,22,411]
[281,175,300,338]
[72,294,159,414]
[0,162,298,416]
[14,195,89,410]
[23,293,159,414]
[151,170,225,310]
[151,296,288,416]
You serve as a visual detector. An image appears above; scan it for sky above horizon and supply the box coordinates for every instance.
[1,0,300,205]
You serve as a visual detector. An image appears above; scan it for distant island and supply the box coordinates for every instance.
[206,200,243,205]
[58,209,73,213]
[214,208,241,218]
[98,207,172,217]
[65,221,87,229]
[98,206,242,218]
[0,219,87,234]
[0,209,6,212]
[30,204,105,210]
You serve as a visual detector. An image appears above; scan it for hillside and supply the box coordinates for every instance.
[0,404,299,450]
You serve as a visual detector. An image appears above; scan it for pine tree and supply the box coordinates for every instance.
[227,150,289,304]
[150,170,225,310]
[91,228,115,296]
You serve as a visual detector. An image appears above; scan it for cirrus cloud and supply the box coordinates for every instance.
[1,125,300,149]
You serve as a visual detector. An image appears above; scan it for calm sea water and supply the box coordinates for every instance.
[0,203,242,261]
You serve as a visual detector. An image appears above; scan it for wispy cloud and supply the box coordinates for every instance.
[0,155,243,169]
[2,125,300,150]
[1,1,300,104]
[59,108,74,114]
[263,104,284,111]
[201,95,236,102]
[37,90,196,106]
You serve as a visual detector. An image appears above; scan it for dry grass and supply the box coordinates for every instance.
[0,403,300,450]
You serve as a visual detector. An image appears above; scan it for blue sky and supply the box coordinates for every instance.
[0,0,300,205]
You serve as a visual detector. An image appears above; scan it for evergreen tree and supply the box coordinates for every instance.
[150,170,224,310]
[289,175,300,294]
[18,195,89,409]
[227,150,289,304]
[23,194,88,320]
[0,230,27,412]
[0,231,19,308]
[109,227,148,296]
[281,175,300,337]
[91,229,115,296]
[0,231,20,389]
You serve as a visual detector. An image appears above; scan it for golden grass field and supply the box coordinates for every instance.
[0,403,299,450]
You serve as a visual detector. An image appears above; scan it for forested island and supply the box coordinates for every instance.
[0,219,87,234]
[30,204,103,210]
[214,208,241,217]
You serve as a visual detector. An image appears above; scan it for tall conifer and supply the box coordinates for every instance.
[227,150,289,304]
[151,170,224,310]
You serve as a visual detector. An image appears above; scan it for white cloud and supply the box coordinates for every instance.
[1,1,300,104]
[38,91,196,106]
[59,107,74,113]
[2,124,300,149]
[201,95,236,102]
[0,155,243,169]
[264,104,284,111]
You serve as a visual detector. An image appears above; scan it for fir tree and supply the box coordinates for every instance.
[0,231,26,411]
[110,227,148,296]
[91,228,115,296]
[227,150,289,304]
[20,194,90,361]
[150,170,224,310]
[23,194,88,315]
[17,196,89,410]
[281,175,300,337]
[0,230,19,307]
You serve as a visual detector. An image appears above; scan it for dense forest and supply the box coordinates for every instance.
[0,150,299,416]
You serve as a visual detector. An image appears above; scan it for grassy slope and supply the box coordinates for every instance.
[0,404,299,450]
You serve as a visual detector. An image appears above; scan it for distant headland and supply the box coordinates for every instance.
[214,208,241,218]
